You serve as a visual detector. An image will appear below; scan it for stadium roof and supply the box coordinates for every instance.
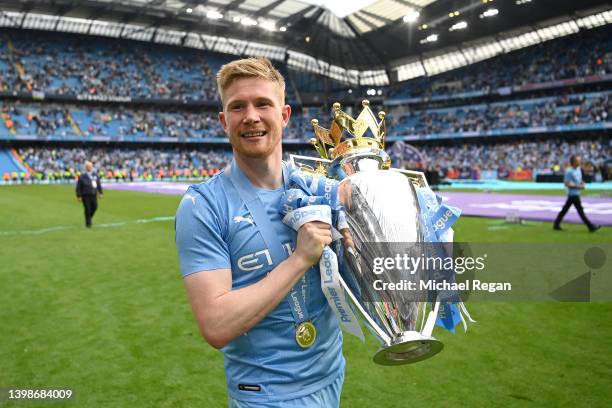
[0,0,610,81]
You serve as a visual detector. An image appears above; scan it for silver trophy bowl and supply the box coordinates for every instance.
[334,158,443,365]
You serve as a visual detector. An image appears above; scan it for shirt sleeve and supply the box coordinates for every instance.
[175,187,231,278]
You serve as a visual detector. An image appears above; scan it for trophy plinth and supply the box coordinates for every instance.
[374,332,444,366]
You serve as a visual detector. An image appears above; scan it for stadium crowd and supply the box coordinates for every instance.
[2,90,609,141]
[18,146,232,181]
[390,92,611,135]
[410,138,611,182]
[0,25,609,102]
[1,30,224,101]
[1,25,610,185]
[12,137,610,183]
[387,25,611,99]
[0,101,317,140]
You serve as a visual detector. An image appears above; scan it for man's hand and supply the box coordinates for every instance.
[340,228,355,250]
[293,221,332,267]
[77,197,82,202]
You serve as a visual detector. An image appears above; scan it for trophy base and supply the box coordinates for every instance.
[373,332,443,366]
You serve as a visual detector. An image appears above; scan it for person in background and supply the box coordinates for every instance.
[553,155,600,232]
[76,160,103,228]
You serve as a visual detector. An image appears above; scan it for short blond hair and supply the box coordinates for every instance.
[216,57,286,105]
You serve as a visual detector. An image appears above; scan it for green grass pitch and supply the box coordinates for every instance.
[1,184,610,407]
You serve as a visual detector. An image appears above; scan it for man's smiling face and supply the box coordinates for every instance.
[219,77,291,160]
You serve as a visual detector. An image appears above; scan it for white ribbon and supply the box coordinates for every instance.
[283,205,364,341]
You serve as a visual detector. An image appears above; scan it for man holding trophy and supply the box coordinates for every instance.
[176,57,469,407]
[175,57,345,407]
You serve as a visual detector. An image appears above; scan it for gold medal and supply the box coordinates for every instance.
[295,321,317,348]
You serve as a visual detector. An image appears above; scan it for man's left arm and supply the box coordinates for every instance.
[76,176,82,201]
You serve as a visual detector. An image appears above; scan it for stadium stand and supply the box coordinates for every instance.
[408,137,610,181]
[0,25,608,103]
[0,101,317,141]
[6,136,610,183]
[0,23,610,184]
[4,29,225,101]
[0,148,27,175]
[388,90,611,138]
[1,28,299,105]
[17,146,232,181]
[386,24,612,101]
[1,88,608,142]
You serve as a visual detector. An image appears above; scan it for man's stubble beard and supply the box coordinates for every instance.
[230,133,281,159]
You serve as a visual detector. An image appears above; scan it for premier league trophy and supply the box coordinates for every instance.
[287,100,468,365]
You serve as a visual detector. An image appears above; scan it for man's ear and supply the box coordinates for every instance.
[281,105,291,128]
[218,111,228,133]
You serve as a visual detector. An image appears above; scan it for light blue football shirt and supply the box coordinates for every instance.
[175,163,344,403]
[565,167,582,197]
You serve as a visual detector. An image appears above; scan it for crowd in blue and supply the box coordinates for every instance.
[0,24,610,181]
[9,136,609,182]
[1,88,608,142]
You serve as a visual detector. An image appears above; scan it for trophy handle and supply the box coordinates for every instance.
[389,168,429,189]
[288,154,332,176]
[336,274,392,345]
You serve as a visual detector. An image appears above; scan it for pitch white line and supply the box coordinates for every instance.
[0,216,174,236]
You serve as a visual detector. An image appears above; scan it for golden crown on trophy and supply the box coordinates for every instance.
[310,99,387,161]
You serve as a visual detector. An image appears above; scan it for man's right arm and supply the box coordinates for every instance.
[184,221,330,349]
[176,190,331,349]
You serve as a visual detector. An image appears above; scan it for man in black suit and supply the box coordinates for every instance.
[76,160,103,228]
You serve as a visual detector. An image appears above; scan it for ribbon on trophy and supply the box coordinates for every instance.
[414,186,475,333]
[280,169,365,341]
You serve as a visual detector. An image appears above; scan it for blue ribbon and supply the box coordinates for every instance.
[281,171,342,224]
[436,303,462,334]
[415,187,464,333]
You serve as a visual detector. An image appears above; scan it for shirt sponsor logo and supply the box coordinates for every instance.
[237,243,293,271]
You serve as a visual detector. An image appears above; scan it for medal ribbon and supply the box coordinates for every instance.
[222,160,310,328]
